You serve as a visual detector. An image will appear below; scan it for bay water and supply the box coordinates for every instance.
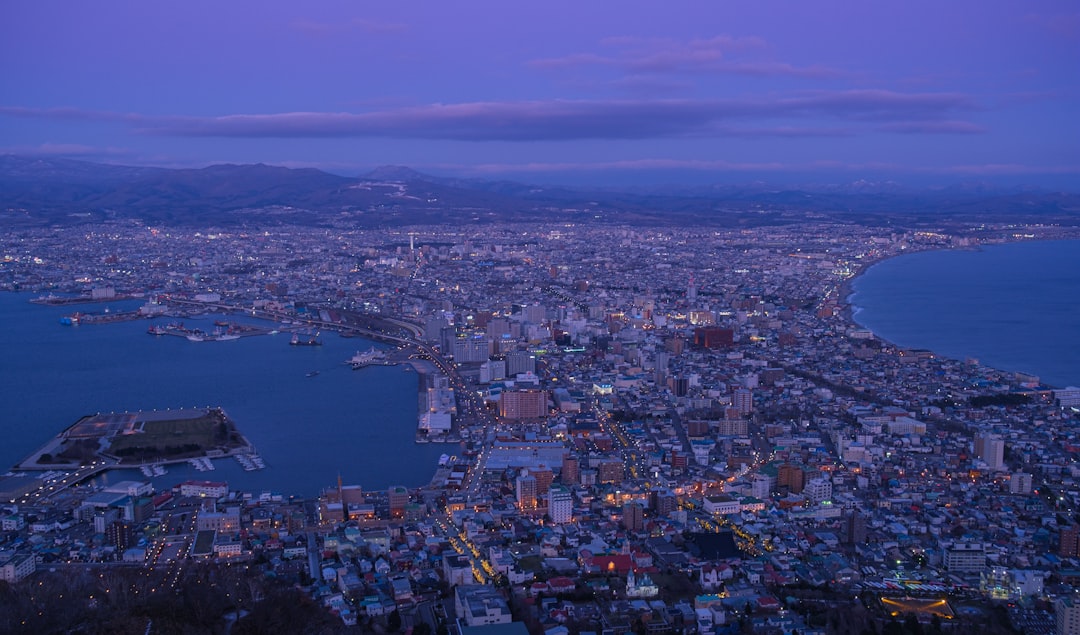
[850,239,1080,389]
[0,293,449,497]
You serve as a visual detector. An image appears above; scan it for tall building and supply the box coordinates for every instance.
[522,304,546,324]
[479,359,506,383]
[693,327,734,349]
[751,474,772,499]
[597,459,624,484]
[516,473,537,511]
[652,491,677,517]
[654,351,670,384]
[1060,524,1080,558]
[975,433,1005,471]
[506,350,536,376]
[451,335,490,363]
[842,510,868,545]
[106,520,134,553]
[686,420,710,438]
[1057,596,1080,635]
[1010,471,1034,494]
[549,484,573,524]
[777,463,806,494]
[0,553,35,584]
[561,455,579,485]
[486,317,510,339]
[531,466,554,494]
[945,543,985,573]
[622,502,645,532]
[668,376,689,397]
[499,389,548,420]
[732,388,753,415]
[388,486,409,519]
[804,477,832,503]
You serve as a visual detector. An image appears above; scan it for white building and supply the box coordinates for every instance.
[1057,596,1080,635]
[549,484,573,524]
[179,480,228,499]
[703,495,740,515]
[945,543,985,573]
[1009,472,1033,494]
[1054,387,1080,408]
[0,552,35,583]
[454,585,512,626]
[804,477,833,504]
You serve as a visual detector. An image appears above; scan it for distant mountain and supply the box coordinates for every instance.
[1,155,1077,229]
[360,165,433,182]
[0,155,168,185]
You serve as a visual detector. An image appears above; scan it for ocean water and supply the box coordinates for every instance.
[850,239,1080,389]
[0,293,450,497]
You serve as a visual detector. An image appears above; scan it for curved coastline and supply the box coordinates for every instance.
[839,239,1080,390]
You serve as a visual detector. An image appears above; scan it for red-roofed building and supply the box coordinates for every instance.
[589,554,634,574]
[631,548,653,568]
[756,596,781,612]
[548,577,576,594]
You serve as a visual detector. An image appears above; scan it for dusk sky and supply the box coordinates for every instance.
[2,1,1078,186]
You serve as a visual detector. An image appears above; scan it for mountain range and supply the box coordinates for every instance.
[1,155,1077,229]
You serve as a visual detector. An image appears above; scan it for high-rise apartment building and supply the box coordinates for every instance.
[388,486,409,519]
[499,389,548,420]
[732,388,753,415]
[1060,524,1080,558]
[777,463,806,494]
[516,474,537,511]
[561,455,579,485]
[974,433,1005,471]
[623,502,645,532]
[945,543,985,573]
[549,484,572,524]
[1057,596,1080,635]
[597,459,624,484]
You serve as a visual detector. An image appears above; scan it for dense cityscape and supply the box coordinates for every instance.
[1,215,1079,635]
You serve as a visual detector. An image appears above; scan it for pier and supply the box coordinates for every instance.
[8,407,257,500]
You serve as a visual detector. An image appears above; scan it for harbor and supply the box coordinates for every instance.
[1,291,451,497]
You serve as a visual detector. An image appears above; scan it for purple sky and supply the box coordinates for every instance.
[2,1,1078,186]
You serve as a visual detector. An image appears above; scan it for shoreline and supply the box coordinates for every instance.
[836,238,1080,390]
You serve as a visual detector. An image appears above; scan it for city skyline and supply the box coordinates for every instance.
[2,1,1079,187]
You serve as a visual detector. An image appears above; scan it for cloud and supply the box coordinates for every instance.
[878,120,986,134]
[0,90,978,142]
[0,142,134,158]
[939,163,1080,176]
[0,106,141,124]
[530,34,841,79]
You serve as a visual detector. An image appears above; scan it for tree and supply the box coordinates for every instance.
[387,609,402,632]
[903,613,924,635]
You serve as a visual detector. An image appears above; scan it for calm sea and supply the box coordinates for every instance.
[0,293,450,497]
[851,239,1080,389]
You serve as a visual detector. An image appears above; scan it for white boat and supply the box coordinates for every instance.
[347,347,387,369]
